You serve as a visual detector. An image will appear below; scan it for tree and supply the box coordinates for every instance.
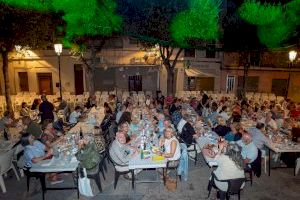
[239,0,300,48]
[1,0,122,95]
[224,0,300,99]
[121,0,221,95]
[0,4,58,113]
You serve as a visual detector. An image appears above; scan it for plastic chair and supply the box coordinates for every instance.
[0,149,20,193]
[207,172,245,200]
[163,160,180,187]
[244,149,262,186]
[108,149,134,190]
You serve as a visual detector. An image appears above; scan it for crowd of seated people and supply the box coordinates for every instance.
[1,90,300,195]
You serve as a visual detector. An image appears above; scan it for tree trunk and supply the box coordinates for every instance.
[166,64,174,96]
[1,51,13,113]
[86,68,95,95]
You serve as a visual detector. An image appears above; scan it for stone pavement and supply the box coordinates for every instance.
[0,156,299,200]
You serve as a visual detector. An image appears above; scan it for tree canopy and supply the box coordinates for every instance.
[239,0,300,48]
[0,0,122,47]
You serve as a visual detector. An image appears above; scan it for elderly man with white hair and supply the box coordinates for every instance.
[109,131,138,179]
[236,132,258,165]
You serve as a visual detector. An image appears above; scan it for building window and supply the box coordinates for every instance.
[226,75,235,92]
[18,72,29,92]
[129,37,139,45]
[272,79,287,96]
[184,49,195,57]
[237,76,259,92]
[206,44,216,58]
[250,52,260,67]
[128,75,142,91]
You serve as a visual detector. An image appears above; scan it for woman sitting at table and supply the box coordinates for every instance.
[76,138,100,174]
[118,122,136,143]
[224,123,242,142]
[158,127,181,163]
[21,132,63,184]
[129,115,140,136]
[20,102,30,117]
[208,142,245,199]
[41,119,58,148]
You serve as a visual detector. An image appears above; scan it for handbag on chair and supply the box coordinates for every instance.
[78,168,94,197]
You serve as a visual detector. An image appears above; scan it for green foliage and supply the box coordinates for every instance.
[239,0,300,48]
[170,0,221,47]
[0,0,122,47]
[239,0,283,26]
[0,0,52,11]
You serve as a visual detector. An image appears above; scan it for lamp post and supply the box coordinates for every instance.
[286,50,297,98]
[54,44,63,99]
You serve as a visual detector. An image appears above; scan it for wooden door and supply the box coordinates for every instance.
[74,64,84,95]
[37,73,53,95]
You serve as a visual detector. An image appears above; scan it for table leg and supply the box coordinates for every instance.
[294,152,296,176]
[39,174,46,200]
[268,148,271,176]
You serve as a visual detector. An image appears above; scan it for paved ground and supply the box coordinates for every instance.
[1,156,299,200]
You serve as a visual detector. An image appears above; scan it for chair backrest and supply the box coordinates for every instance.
[0,149,14,174]
[211,172,245,195]
[250,148,262,177]
[227,178,246,194]
[107,143,129,168]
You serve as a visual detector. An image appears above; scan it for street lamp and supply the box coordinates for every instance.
[286,50,297,98]
[54,43,63,99]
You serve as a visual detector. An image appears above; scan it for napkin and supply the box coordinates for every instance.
[152,155,165,161]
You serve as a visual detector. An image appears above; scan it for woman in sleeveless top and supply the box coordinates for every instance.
[158,127,181,161]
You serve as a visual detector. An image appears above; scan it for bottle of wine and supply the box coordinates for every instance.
[79,127,83,139]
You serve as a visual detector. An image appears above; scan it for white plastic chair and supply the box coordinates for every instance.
[0,149,20,193]
[296,158,300,176]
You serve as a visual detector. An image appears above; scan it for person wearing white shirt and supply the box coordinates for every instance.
[248,122,271,150]
[236,133,258,164]
[69,106,82,124]
[265,112,278,132]
[218,106,230,121]
[209,142,245,193]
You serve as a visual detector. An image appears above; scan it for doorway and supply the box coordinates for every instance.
[74,64,84,95]
[128,75,142,91]
[37,73,53,95]
[18,72,29,92]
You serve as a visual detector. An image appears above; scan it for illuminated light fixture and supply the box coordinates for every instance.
[54,43,63,56]
[289,50,297,62]
[15,45,22,52]
[54,43,63,99]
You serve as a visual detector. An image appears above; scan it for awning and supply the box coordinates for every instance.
[185,67,215,77]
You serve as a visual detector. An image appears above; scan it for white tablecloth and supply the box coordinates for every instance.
[129,153,167,170]
[30,156,79,173]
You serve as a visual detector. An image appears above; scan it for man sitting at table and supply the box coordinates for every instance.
[69,106,82,125]
[248,122,271,150]
[109,132,138,179]
[177,115,199,146]
[22,116,43,140]
[20,132,63,184]
[236,133,258,166]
